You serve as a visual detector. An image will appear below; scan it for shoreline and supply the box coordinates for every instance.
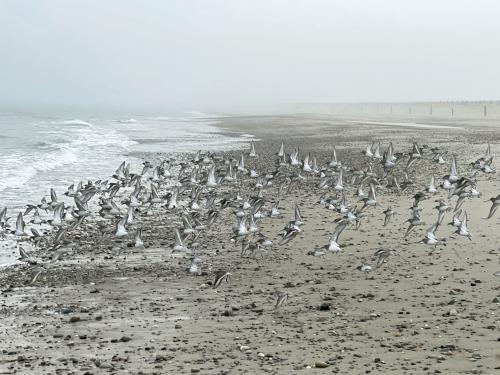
[1,114,499,374]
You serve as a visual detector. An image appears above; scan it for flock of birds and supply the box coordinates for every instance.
[1,139,499,308]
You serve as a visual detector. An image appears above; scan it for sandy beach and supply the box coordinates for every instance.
[1,113,499,375]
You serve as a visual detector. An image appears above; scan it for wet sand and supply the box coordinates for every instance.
[1,114,499,374]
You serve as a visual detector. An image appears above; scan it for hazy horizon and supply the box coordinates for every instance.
[1,0,499,112]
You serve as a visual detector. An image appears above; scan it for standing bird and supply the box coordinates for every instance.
[357,264,374,278]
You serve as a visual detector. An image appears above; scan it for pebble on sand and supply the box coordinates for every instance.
[314,361,329,368]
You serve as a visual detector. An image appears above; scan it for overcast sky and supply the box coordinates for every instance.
[1,0,499,112]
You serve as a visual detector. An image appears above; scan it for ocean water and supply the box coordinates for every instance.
[0,111,248,210]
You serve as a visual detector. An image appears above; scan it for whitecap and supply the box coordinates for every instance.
[53,119,93,127]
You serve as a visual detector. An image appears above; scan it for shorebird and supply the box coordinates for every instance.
[405,142,422,170]
[441,178,453,192]
[248,215,259,233]
[212,271,231,289]
[277,141,285,157]
[13,212,26,236]
[249,141,258,158]
[113,161,127,180]
[373,142,381,159]
[374,248,395,269]
[412,192,426,207]
[115,216,128,237]
[329,145,339,167]
[182,214,196,235]
[302,153,312,172]
[307,248,326,257]
[449,209,462,227]
[448,155,459,182]
[363,142,375,158]
[357,264,373,278]
[134,228,144,247]
[30,267,45,285]
[382,142,397,170]
[405,209,425,238]
[293,204,303,225]
[52,227,68,247]
[237,154,246,173]
[30,228,43,247]
[49,188,58,208]
[167,188,179,210]
[434,199,450,223]
[484,194,500,219]
[149,184,162,204]
[279,225,300,245]
[289,148,301,167]
[270,201,280,217]
[173,228,187,252]
[18,246,37,265]
[273,291,288,310]
[0,207,9,229]
[453,190,471,212]
[189,256,202,275]
[360,184,377,210]
[383,207,395,226]
[453,211,472,240]
[334,169,343,192]
[327,220,347,253]
[38,196,50,212]
[469,183,481,198]
[426,175,438,194]
[64,183,76,197]
[236,216,248,236]
[48,202,64,226]
[355,184,366,198]
[419,222,442,247]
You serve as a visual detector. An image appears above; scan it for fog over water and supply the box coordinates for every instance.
[1,0,499,112]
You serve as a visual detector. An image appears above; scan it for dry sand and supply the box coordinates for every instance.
[0,114,499,374]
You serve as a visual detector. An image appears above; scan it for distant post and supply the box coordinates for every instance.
[484,105,487,117]
[409,106,412,115]
[430,105,433,115]
[451,107,454,117]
